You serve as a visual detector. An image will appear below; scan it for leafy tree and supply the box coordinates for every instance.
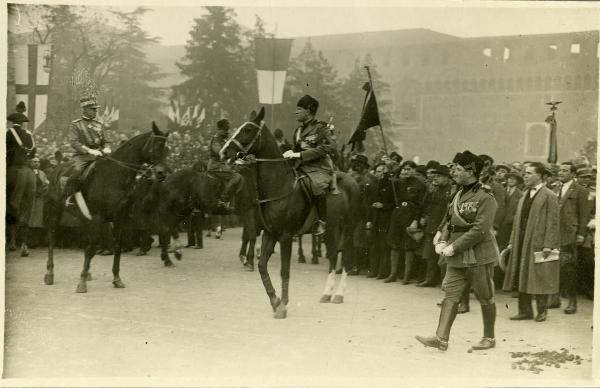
[174,6,250,128]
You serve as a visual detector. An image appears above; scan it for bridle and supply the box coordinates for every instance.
[99,132,169,172]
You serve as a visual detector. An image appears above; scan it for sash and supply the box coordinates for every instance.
[451,189,477,265]
[9,127,35,154]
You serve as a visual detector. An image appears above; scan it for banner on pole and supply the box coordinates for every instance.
[254,38,293,104]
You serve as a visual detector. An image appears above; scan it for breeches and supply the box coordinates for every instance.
[72,155,95,174]
[442,263,495,305]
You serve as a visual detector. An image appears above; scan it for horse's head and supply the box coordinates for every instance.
[141,121,170,164]
[220,107,266,160]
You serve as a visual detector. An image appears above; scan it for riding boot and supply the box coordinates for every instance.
[471,304,496,350]
[314,195,327,236]
[564,268,578,314]
[63,175,82,206]
[402,252,414,285]
[384,249,400,283]
[329,172,341,195]
[416,299,458,351]
[510,293,533,320]
[535,295,548,322]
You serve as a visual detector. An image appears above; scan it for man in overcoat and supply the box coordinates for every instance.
[553,161,590,314]
[416,150,499,351]
[502,162,560,322]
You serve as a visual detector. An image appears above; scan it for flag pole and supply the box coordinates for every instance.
[364,66,389,155]
[364,66,398,208]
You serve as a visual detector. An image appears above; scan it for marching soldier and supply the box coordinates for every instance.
[416,151,499,351]
[63,96,111,205]
[207,118,242,213]
[283,95,337,235]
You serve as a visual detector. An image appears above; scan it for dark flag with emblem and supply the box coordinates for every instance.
[348,81,381,152]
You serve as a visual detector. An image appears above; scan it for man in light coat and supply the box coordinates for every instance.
[502,162,560,322]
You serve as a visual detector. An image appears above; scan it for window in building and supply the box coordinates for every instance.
[571,43,581,54]
[444,80,451,91]
[516,77,524,90]
[452,79,460,91]
[544,75,553,90]
[479,78,487,91]
[553,75,562,89]
[498,78,505,90]
[525,46,535,61]
[524,123,550,159]
[535,75,542,89]
[503,47,511,62]
[584,74,593,89]
[506,78,514,91]
[548,44,558,59]
[565,75,574,90]
[462,79,469,91]
[424,80,432,92]
[482,47,492,57]
[471,79,479,92]
[575,75,583,89]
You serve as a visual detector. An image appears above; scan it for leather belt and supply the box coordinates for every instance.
[449,224,471,233]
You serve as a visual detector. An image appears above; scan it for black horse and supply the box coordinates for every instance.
[43,122,169,292]
[222,107,360,319]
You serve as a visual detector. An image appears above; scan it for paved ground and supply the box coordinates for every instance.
[3,227,597,386]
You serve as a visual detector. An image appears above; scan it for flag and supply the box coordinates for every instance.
[348,81,381,152]
[15,44,52,130]
[181,107,191,127]
[110,107,120,130]
[545,113,558,164]
[196,107,206,127]
[255,38,294,104]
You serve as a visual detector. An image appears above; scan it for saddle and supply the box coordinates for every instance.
[296,174,319,236]
[58,161,96,191]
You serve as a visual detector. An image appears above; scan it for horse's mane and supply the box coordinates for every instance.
[110,131,152,158]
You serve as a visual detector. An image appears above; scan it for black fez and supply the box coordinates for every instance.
[426,160,441,171]
[7,112,29,125]
[217,118,230,131]
[453,150,484,176]
[297,95,319,115]
[16,101,26,113]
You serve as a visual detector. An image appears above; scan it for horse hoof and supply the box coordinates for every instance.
[164,260,173,267]
[311,257,319,265]
[274,304,287,319]
[44,274,54,285]
[270,297,281,312]
[86,273,93,281]
[239,254,247,264]
[298,256,306,263]
[332,295,344,304]
[113,279,126,288]
[20,249,29,257]
[174,250,182,260]
[243,263,254,272]
[320,294,332,303]
[76,283,87,293]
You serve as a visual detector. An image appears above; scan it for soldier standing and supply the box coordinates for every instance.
[416,151,499,351]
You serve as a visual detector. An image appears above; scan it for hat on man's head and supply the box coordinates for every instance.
[217,118,230,131]
[297,95,319,115]
[431,165,451,178]
[576,166,594,178]
[389,151,403,163]
[505,172,524,184]
[16,101,26,113]
[7,112,29,125]
[80,96,99,108]
[426,160,441,172]
[453,150,484,176]
[401,160,417,169]
[351,154,370,168]
[495,164,511,173]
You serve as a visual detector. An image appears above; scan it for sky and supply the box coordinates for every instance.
[136,1,600,46]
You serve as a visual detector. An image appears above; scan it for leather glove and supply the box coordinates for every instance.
[587,218,595,230]
[441,244,455,257]
[283,150,300,159]
[433,231,442,245]
[434,241,448,255]
[102,147,112,155]
[542,247,552,259]
[88,149,103,157]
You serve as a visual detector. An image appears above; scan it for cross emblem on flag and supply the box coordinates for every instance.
[14,44,52,130]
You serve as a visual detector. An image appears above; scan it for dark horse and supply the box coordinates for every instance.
[43,122,169,292]
[6,125,36,257]
[222,107,359,319]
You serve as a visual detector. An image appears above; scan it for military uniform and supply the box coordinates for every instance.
[68,116,107,173]
[291,118,336,196]
[207,120,242,211]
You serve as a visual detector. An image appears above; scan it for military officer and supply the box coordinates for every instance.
[63,96,111,204]
[283,95,337,235]
[207,118,242,213]
[416,150,499,351]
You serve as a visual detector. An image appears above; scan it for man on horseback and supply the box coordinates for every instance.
[63,96,112,206]
[283,95,337,236]
[208,118,242,213]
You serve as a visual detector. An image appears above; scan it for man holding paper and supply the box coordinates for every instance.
[502,162,560,322]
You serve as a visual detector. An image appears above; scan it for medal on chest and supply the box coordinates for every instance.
[458,201,479,216]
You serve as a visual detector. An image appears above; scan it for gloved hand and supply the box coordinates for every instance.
[434,241,448,255]
[587,218,595,230]
[542,247,552,259]
[283,150,300,159]
[409,220,419,230]
[102,147,112,155]
[366,222,373,229]
[441,244,455,257]
[88,149,103,157]
[576,235,585,244]
[433,231,442,245]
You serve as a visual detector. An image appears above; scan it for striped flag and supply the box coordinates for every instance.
[254,38,293,104]
[14,44,52,130]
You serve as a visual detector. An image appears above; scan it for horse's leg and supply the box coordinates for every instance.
[333,227,353,303]
[215,215,222,239]
[111,222,126,288]
[245,236,256,271]
[44,225,56,285]
[297,235,306,263]
[311,234,320,264]
[196,213,204,248]
[7,224,17,251]
[171,230,184,260]
[321,229,340,302]
[275,235,293,319]
[19,224,30,257]
[76,226,98,293]
[257,233,280,313]
[239,229,249,265]
[159,229,173,267]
